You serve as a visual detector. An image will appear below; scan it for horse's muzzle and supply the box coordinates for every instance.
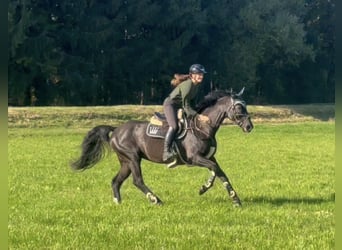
[241,118,253,133]
[243,124,253,133]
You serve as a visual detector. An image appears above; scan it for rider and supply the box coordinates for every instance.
[162,64,209,161]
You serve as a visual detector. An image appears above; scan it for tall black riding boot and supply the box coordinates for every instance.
[163,126,176,161]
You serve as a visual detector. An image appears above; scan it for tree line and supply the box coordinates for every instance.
[8,0,335,106]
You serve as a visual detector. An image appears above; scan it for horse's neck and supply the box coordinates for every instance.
[198,95,233,134]
[201,106,226,134]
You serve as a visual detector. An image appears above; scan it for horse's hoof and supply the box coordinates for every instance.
[113,197,121,204]
[233,201,242,208]
[146,192,163,205]
[150,199,163,206]
[155,200,163,206]
[199,186,208,195]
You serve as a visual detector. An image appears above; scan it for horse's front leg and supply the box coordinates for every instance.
[193,156,242,207]
[199,170,216,195]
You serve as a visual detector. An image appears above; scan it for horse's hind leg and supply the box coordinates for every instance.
[129,156,163,205]
[132,168,163,205]
[115,153,163,205]
[111,161,131,204]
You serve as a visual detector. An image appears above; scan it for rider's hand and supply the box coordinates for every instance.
[198,114,210,123]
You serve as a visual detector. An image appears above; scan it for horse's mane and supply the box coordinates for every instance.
[195,90,232,113]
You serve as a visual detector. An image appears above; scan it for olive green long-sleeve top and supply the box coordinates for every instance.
[166,79,199,116]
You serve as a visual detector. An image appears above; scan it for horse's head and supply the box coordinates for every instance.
[196,88,253,133]
[226,87,253,133]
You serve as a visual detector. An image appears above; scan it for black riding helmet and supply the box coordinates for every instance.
[189,64,207,74]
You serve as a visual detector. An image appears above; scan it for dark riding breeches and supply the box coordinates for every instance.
[163,98,178,130]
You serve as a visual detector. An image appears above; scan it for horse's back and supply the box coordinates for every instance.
[111,120,165,162]
[112,120,147,141]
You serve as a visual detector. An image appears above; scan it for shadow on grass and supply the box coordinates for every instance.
[244,193,335,206]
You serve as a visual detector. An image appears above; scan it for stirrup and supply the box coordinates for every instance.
[163,149,177,168]
[167,158,177,168]
[163,151,177,168]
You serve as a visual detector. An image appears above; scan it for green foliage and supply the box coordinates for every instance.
[233,0,316,103]
[8,121,334,249]
[8,0,335,105]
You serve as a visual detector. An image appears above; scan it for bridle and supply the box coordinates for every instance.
[192,96,250,138]
[226,98,250,128]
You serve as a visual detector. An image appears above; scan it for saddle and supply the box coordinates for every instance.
[146,109,188,139]
[146,110,213,168]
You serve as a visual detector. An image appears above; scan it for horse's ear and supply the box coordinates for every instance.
[236,87,245,97]
[225,88,233,95]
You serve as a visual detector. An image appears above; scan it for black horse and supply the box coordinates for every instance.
[71,88,253,207]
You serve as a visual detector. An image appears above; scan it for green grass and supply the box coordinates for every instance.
[8,116,334,249]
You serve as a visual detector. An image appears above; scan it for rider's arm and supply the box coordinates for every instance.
[180,80,198,117]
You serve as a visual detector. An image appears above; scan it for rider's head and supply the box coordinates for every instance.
[189,64,207,74]
[189,64,206,84]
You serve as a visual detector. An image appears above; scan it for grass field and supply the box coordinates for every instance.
[8,105,335,249]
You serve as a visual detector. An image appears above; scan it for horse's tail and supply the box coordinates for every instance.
[70,125,116,171]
